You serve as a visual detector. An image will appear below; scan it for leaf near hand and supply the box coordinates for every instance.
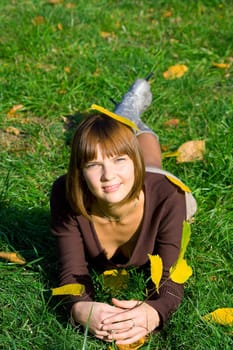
[103,269,129,291]
[163,64,188,80]
[148,254,163,293]
[169,259,192,284]
[112,336,146,349]
[203,308,233,326]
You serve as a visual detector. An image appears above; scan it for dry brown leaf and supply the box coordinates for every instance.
[4,126,20,136]
[32,16,45,25]
[37,63,56,72]
[163,10,173,18]
[57,23,63,30]
[7,104,24,118]
[100,31,116,39]
[176,140,205,163]
[65,2,75,8]
[212,62,230,69]
[93,67,100,77]
[0,251,26,265]
[164,118,180,127]
[46,0,64,4]
[163,64,188,80]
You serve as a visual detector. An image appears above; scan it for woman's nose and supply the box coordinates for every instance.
[101,164,115,181]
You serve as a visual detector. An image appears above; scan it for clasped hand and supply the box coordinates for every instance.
[72,298,160,345]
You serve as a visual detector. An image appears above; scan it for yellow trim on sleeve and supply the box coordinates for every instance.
[91,104,139,131]
[166,175,191,193]
[51,283,85,296]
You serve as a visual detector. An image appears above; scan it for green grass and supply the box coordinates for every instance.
[0,0,232,349]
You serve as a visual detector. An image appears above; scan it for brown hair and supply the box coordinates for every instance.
[66,113,145,219]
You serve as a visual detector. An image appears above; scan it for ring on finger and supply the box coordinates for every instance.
[130,319,136,329]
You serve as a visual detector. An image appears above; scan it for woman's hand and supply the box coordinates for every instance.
[71,301,123,341]
[101,298,160,345]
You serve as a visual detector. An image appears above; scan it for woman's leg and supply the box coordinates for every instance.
[114,77,162,168]
[137,132,162,169]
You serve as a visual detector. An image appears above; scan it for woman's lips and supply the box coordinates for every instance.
[102,184,120,193]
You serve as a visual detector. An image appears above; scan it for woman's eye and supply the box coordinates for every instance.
[85,163,98,168]
[115,157,127,162]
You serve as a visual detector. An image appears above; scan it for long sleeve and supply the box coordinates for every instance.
[143,174,186,326]
[50,175,94,306]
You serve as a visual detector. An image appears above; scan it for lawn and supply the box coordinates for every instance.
[0,0,232,349]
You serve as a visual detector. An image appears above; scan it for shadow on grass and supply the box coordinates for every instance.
[0,199,72,322]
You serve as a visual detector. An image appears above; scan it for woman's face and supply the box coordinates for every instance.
[82,144,135,205]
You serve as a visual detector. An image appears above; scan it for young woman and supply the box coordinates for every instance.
[50,79,196,346]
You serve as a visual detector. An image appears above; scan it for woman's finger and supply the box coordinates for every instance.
[108,326,147,344]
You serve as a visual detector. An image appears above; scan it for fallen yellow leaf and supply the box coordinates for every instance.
[164,140,205,163]
[165,175,191,192]
[169,259,192,284]
[212,62,230,69]
[0,251,26,265]
[164,118,180,127]
[57,23,63,30]
[203,308,233,326]
[4,126,20,136]
[91,104,139,131]
[163,10,173,18]
[32,16,45,25]
[176,140,205,163]
[148,254,163,293]
[46,0,64,4]
[177,221,191,263]
[103,269,129,291]
[113,337,146,349]
[52,283,85,296]
[7,104,24,118]
[163,64,188,80]
[100,31,116,39]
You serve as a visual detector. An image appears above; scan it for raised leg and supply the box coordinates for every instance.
[137,133,162,169]
[114,77,162,168]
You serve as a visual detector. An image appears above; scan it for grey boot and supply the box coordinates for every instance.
[114,78,153,134]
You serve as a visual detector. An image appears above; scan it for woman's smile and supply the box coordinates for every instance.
[83,145,135,204]
[102,183,121,193]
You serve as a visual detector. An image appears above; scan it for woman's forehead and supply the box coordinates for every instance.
[90,143,123,160]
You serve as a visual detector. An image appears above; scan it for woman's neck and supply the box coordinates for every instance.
[92,191,144,223]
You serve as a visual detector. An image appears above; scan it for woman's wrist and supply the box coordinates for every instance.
[71,301,85,324]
